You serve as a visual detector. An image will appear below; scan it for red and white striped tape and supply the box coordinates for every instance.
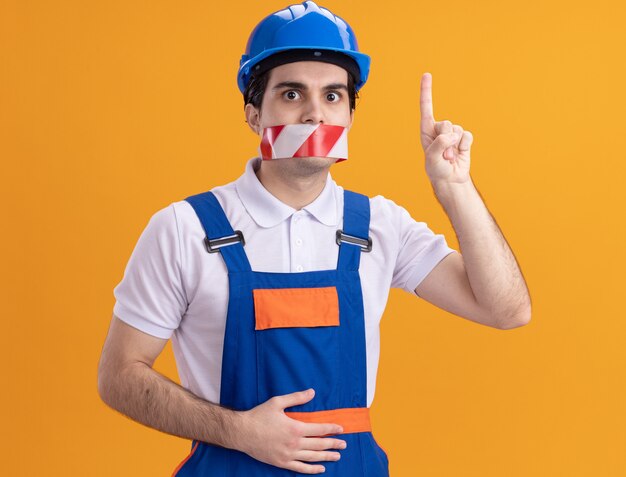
[259,124,348,162]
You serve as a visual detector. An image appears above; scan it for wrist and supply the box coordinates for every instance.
[432,177,474,195]
[430,179,479,220]
[219,408,250,452]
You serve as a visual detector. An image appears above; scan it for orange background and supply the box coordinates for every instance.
[2,0,625,475]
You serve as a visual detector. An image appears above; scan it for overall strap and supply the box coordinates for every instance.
[337,189,372,271]
[184,191,252,273]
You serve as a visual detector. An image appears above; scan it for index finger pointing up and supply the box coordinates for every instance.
[420,72,435,124]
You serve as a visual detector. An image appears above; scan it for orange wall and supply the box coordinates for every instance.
[2,0,625,475]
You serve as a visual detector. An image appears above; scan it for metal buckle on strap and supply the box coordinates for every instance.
[204,230,245,253]
[335,229,372,253]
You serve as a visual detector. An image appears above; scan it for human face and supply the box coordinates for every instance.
[245,60,354,139]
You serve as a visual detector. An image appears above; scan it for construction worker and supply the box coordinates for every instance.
[97,1,532,475]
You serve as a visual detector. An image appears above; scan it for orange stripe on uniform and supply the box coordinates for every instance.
[253,286,339,330]
[171,440,199,476]
[285,407,371,434]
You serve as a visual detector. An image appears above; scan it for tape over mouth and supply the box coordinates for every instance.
[259,124,348,162]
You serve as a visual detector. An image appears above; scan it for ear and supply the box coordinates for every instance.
[347,108,354,131]
[245,103,262,135]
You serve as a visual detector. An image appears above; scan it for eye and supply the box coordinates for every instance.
[326,92,342,102]
[283,90,301,100]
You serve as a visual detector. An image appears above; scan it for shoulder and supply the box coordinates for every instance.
[367,193,416,231]
[170,181,240,229]
[369,193,406,216]
[336,188,418,234]
[336,190,415,255]
[138,202,179,239]
[360,192,447,254]
[339,188,406,217]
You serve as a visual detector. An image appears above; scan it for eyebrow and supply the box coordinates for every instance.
[271,81,348,92]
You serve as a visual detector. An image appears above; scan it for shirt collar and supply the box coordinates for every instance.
[235,157,340,228]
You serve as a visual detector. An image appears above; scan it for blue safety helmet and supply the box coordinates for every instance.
[237,0,371,94]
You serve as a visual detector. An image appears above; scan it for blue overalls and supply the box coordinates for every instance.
[172,188,390,476]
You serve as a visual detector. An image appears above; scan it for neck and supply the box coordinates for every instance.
[255,158,332,210]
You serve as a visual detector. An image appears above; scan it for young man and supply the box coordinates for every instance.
[97,1,531,475]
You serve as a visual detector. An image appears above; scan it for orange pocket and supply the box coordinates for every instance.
[253,287,339,330]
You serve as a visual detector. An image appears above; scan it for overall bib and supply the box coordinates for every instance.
[172,189,390,476]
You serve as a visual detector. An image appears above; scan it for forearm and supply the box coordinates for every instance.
[432,178,531,327]
[99,361,246,450]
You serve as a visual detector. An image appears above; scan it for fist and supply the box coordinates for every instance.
[419,72,473,186]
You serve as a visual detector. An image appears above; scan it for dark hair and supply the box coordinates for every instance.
[243,67,359,112]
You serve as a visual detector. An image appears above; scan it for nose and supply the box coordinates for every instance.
[300,96,324,124]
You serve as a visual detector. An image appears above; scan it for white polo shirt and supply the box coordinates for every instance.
[113,156,457,407]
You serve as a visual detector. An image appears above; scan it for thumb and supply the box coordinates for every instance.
[428,131,460,158]
[273,388,315,410]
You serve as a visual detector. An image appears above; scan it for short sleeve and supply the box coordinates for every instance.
[389,203,457,295]
[112,204,188,339]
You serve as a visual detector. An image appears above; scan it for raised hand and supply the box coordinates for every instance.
[238,388,347,474]
[419,72,473,186]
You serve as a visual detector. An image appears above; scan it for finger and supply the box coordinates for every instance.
[429,131,462,158]
[286,461,327,474]
[458,131,473,151]
[447,125,464,158]
[274,388,315,409]
[300,437,347,451]
[299,422,344,437]
[420,72,435,122]
[435,120,453,136]
[293,449,342,463]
